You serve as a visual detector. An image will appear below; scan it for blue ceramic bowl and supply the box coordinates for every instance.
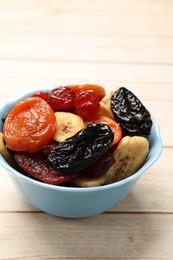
[0,91,163,218]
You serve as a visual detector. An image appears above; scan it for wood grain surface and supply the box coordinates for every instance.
[0,0,172,259]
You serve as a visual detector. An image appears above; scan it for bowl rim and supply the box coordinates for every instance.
[0,89,163,193]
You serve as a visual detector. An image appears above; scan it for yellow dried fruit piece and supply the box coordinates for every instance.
[72,175,106,187]
[98,87,120,119]
[53,112,85,142]
[105,136,149,184]
[0,132,16,167]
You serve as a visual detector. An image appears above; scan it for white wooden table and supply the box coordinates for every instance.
[0,0,173,259]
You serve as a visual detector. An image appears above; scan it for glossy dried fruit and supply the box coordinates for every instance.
[84,115,122,146]
[32,91,49,102]
[68,84,106,100]
[49,86,75,110]
[14,152,78,185]
[74,90,100,119]
[111,87,152,136]
[48,124,114,173]
[3,97,56,153]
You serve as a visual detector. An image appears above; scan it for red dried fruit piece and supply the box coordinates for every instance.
[14,152,78,185]
[68,84,106,100]
[32,91,49,102]
[79,151,115,178]
[74,90,100,119]
[49,86,75,110]
[41,140,59,156]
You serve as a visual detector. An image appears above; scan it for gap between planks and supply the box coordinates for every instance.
[1,57,173,67]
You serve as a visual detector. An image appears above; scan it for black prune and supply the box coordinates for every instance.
[110,87,152,136]
[48,124,114,173]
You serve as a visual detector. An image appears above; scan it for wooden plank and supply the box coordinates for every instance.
[0,0,173,37]
[1,0,173,13]
[0,60,173,89]
[0,148,171,213]
[0,212,172,259]
[0,166,38,212]
[0,0,172,259]
[1,32,173,65]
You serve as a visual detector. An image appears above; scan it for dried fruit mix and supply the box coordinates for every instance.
[1,85,152,187]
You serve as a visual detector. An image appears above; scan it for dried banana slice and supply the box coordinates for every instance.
[0,132,16,167]
[53,111,85,142]
[98,87,120,120]
[72,175,106,187]
[105,136,149,184]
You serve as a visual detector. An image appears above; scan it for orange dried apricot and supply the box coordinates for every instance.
[3,97,56,153]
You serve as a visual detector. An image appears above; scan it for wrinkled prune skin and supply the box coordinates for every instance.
[48,124,114,173]
[111,87,152,136]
